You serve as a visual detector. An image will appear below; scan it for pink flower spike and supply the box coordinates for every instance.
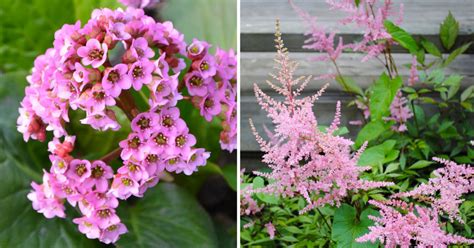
[77,39,108,68]
[102,64,132,97]
[265,222,276,240]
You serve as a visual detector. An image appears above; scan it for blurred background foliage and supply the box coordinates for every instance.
[0,0,237,247]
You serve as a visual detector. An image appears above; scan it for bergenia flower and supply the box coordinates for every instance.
[67,159,92,183]
[129,59,154,90]
[20,7,236,244]
[102,64,132,97]
[77,39,108,68]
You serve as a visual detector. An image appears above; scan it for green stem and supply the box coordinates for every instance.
[410,100,420,136]
[316,208,331,230]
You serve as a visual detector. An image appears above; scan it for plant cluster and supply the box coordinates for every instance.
[241,0,473,247]
[17,6,236,244]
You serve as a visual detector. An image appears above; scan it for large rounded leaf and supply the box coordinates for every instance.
[0,141,101,248]
[331,204,379,248]
[117,183,218,247]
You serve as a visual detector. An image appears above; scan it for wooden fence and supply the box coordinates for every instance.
[240,0,474,170]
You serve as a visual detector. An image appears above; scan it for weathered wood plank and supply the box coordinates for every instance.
[241,0,474,35]
[240,52,474,92]
[240,33,474,53]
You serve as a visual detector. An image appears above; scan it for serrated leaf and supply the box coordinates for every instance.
[444,42,472,66]
[384,20,419,54]
[420,38,442,57]
[440,11,459,50]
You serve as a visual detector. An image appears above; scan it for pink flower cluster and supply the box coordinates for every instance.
[384,90,413,132]
[19,7,236,244]
[357,200,474,247]
[27,137,127,243]
[118,107,210,184]
[17,7,236,151]
[358,158,474,247]
[393,158,474,223]
[184,39,237,152]
[247,25,392,214]
[291,0,403,62]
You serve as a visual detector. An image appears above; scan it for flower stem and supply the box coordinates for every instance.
[100,147,122,164]
[316,208,331,230]
[117,90,139,121]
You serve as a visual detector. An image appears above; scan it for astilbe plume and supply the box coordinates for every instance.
[18,7,236,243]
[247,20,392,216]
[290,0,403,62]
[356,200,474,247]
[358,158,474,247]
[393,157,474,223]
[383,90,413,132]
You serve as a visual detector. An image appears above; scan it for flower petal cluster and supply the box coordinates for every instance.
[20,7,236,243]
[291,0,403,62]
[247,21,392,214]
[357,200,474,247]
[383,90,413,132]
[184,39,237,152]
[393,158,474,223]
[27,136,125,243]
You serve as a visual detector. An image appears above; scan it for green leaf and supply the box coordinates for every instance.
[409,160,434,170]
[358,140,397,167]
[0,141,101,248]
[117,183,218,247]
[461,85,474,102]
[162,0,237,50]
[284,226,303,234]
[444,42,472,66]
[332,204,379,248]
[335,76,364,96]
[444,75,463,100]
[222,164,237,191]
[355,121,387,148]
[253,177,279,204]
[420,38,442,57]
[384,20,419,53]
[439,11,459,50]
[369,73,403,120]
[73,0,121,23]
[355,0,361,7]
